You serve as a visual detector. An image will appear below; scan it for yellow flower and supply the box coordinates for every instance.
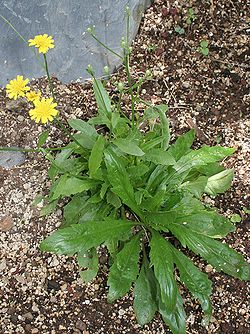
[6,75,30,100]
[26,90,42,102]
[28,34,54,54]
[29,97,58,124]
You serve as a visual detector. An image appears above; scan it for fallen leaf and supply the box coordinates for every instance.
[0,216,14,232]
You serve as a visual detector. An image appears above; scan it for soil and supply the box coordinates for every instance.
[0,0,249,333]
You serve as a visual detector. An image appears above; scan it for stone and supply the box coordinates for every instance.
[0,0,151,86]
[0,215,14,231]
[0,149,26,169]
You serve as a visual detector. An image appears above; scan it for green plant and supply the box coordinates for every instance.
[1,9,250,334]
[147,44,157,53]
[198,40,209,56]
[175,25,185,35]
[186,8,196,25]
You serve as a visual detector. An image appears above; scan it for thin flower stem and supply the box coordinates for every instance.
[90,33,123,60]
[42,55,85,149]
[43,54,56,101]
[0,14,45,70]
[0,146,72,153]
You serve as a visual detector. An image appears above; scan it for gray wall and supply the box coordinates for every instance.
[0,0,151,86]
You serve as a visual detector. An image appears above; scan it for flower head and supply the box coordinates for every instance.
[28,34,54,54]
[29,97,58,124]
[6,75,30,100]
[26,90,42,102]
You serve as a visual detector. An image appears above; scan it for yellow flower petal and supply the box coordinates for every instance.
[29,97,58,124]
[28,34,55,54]
[6,75,30,100]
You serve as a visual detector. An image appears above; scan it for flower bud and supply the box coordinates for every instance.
[117,82,124,92]
[87,27,93,34]
[86,64,94,75]
[103,66,109,75]
[145,70,152,78]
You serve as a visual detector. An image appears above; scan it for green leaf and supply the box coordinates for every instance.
[171,245,212,316]
[168,130,195,161]
[205,169,234,195]
[144,148,175,166]
[173,210,235,238]
[174,146,235,174]
[68,118,98,137]
[38,130,49,147]
[40,219,135,255]
[158,288,186,334]
[50,175,99,200]
[180,176,208,198]
[40,199,58,216]
[154,105,170,150]
[230,213,242,223]
[93,79,112,114]
[107,233,141,302]
[106,190,122,209]
[89,135,106,178]
[113,138,145,156]
[170,227,250,280]
[78,248,99,283]
[104,147,142,216]
[133,256,157,325]
[63,194,89,225]
[150,231,177,311]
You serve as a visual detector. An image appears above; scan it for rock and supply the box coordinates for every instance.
[0,0,151,85]
[0,215,14,232]
[75,319,87,331]
[205,264,213,273]
[0,258,7,271]
[6,98,28,112]
[0,149,26,169]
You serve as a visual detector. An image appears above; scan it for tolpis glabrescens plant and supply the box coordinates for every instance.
[2,8,249,334]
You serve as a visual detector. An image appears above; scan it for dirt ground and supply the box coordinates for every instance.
[0,0,249,333]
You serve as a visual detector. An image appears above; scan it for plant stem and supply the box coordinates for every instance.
[0,146,72,153]
[90,33,123,60]
[43,54,56,101]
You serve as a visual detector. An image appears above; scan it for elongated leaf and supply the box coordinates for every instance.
[158,288,186,334]
[104,147,142,216]
[41,219,135,255]
[63,194,89,225]
[171,245,212,316]
[205,169,234,195]
[174,146,235,174]
[93,79,112,114]
[107,190,122,208]
[38,130,49,147]
[154,105,170,150]
[180,176,208,198]
[133,256,157,325]
[170,226,250,280]
[150,231,177,311]
[108,233,141,302]
[89,135,106,178]
[146,210,175,232]
[144,148,175,166]
[68,119,98,138]
[173,210,235,238]
[113,138,145,156]
[168,130,195,161]
[50,175,99,200]
[78,248,99,283]
[40,199,58,216]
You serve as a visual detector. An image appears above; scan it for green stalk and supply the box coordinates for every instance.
[43,54,56,101]
[0,14,45,70]
[90,33,123,60]
[43,54,85,149]
[0,146,69,153]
